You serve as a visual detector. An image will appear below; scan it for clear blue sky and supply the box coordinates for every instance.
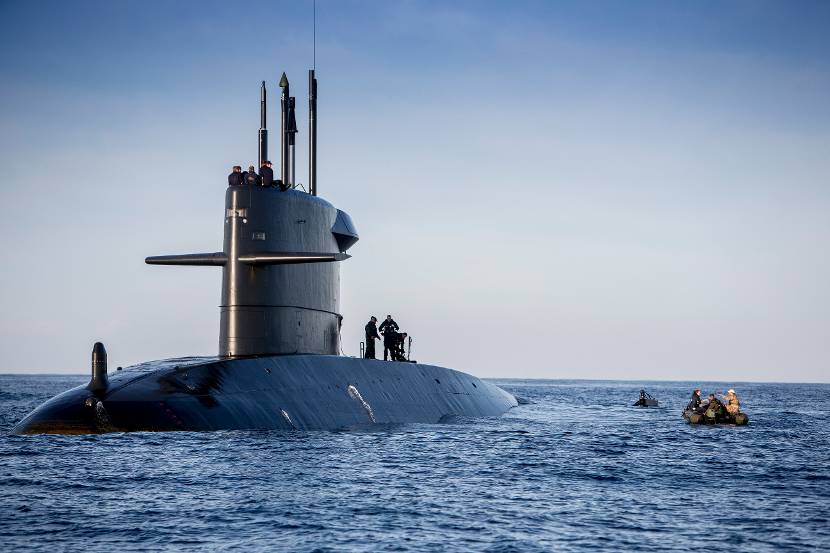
[1,0,828,382]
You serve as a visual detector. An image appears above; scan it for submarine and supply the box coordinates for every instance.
[13,70,517,434]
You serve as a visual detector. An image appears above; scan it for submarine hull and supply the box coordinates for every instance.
[13,356,517,434]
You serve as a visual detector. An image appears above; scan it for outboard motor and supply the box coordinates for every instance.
[633,389,658,407]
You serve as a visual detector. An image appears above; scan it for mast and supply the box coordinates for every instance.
[287,97,297,187]
[279,72,289,185]
[308,69,317,196]
[258,81,267,169]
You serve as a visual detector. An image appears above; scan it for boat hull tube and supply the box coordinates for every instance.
[682,409,749,426]
[13,356,517,434]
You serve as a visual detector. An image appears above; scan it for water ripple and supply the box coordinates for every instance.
[0,375,828,551]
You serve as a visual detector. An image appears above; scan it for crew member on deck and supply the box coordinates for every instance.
[259,160,274,187]
[244,165,261,186]
[228,165,243,186]
[364,316,380,359]
[391,332,408,361]
[379,315,399,361]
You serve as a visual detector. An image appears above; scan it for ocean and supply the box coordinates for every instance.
[1,375,828,551]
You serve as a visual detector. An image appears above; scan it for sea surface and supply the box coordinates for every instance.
[0,375,828,552]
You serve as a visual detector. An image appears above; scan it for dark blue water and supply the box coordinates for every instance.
[1,376,828,551]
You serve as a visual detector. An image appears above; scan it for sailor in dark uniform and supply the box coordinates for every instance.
[378,315,399,361]
[227,166,243,186]
[259,160,274,187]
[364,316,380,359]
[391,332,408,361]
[243,165,261,186]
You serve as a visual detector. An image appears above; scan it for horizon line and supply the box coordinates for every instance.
[0,372,826,386]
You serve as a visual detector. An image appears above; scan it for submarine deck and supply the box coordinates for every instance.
[14,355,517,434]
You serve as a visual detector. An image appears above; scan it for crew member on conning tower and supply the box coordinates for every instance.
[243,165,261,186]
[228,165,243,186]
[259,160,274,187]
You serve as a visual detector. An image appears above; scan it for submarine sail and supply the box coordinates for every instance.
[13,71,517,434]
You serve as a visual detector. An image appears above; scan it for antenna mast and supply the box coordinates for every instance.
[279,72,289,188]
[308,70,317,196]
[258,81,267,168]
[308,0,318,195]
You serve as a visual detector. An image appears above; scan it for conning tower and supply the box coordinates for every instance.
[146,71,358,357]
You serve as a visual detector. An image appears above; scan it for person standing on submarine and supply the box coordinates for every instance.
[243,165,261,186]
[259,160,274,187]
[227,165,244,186]
[364,316,380,359]
[378,315,399,361]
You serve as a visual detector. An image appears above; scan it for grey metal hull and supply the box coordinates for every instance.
[13,356,517,434]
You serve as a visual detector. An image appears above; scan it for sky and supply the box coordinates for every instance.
[0,0,828,382]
